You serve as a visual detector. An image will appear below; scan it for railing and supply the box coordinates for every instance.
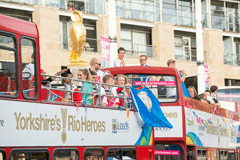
[121,41,157,58]
[224,53,240,66]
[41,74,133,109]
[60,36,99,53]
[2,0,41,5]
[67,0,104,14]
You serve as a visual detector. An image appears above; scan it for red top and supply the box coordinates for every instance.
[0,14,38,38]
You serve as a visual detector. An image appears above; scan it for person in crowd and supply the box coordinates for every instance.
[113,47,125,67]
[61,69,74,90]
[23,53,35,80]
[114,74,131,107]
[204,90,221,107]
[166,59,190,97]
[90,71,98,88]
[210,85,218,99]
[139,55,148,66]
[188,86,201,101]
[89,57,103,82]
[101,74,118,107]
[39,68,67,86]
[77,69,93,105]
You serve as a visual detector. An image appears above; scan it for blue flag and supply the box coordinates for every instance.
[180,73,190,97]
[130,87,173,128]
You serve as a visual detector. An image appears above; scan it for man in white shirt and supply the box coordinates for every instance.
[113,47,125,67]
[22,53,35,80]
[89,57,103,82]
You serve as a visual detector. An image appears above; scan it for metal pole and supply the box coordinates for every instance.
[108,0,118,67]
[196,0,205,94]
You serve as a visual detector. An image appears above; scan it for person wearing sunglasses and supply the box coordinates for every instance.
[89,57,103,82]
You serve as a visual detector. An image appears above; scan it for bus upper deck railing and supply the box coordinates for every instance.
[40,74,133,109]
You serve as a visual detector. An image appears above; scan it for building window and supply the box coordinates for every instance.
[174,32,196,62]
[116,0,158,22]
[67,0,103,14]
[225,79,240,86]
[121,27,153,58]
[162,0,194,27]
[226,2,239,32]
[211,0,225,30]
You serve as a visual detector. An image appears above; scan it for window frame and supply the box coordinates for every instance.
[0,30,19,98]
[83,147,105,160]
[52,148,79,160]
[124,73,179,104]
[9,148,50,160]
[0,149,6,160]
[19,36,39,100]
[106,147,137,160]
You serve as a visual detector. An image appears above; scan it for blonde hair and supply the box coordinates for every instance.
[114,74,130,96]
[90,57,99,66]
[78,69,92,81]
[114,74,128,85]
[188,86,197,96]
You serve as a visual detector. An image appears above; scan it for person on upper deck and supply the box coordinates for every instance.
[113,47,125,67]
[166,59,190,97]
[40,68,67,86]
[188,86,201,101]
[114,74,131,107]
[139,55,148,66]
[89,57,103,82]
[101,74,118,107]
[77,69,93,105]
[22,53,35,80]
[210,85,218,99]
[204,90,221,107]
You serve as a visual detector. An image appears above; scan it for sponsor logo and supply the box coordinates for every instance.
[112,119,129,133]
[14,108,106,144]
[0,119,4,126]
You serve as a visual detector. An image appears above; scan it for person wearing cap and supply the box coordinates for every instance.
[139,55,148,66]
[89,57,104,82]
[113,47,125,67]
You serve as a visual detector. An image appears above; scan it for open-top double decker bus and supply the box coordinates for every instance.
[1,14,240,160]
[106,67,240,160]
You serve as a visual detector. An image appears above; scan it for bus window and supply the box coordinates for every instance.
[125,74,178,103]
[83,148,104,160]
[52,149,78,160]
[0,150,6,160]
[197,149,207,160]
[228,150,235,160]
[10,151,48,160]
[155,144,184,160]
[20,38,38,99]
[0,34,18,97]
[107,148,136,160]
[220,150,228,160]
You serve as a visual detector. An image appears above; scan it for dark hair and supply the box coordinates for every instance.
[205,90,211,94]
[31,53,34,59]
[103,74,113,83]
[210,85,218,93]
[90,70,97,76]
[118,47,125,53]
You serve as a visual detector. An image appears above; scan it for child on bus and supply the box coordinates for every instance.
[114,74,131,107]
[101,74,118,107]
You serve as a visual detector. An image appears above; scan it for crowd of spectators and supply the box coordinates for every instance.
[23,47,221,108]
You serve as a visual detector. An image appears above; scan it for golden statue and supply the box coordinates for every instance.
[69,10,87,65]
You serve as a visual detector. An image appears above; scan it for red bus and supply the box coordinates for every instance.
[1,14,240,160]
